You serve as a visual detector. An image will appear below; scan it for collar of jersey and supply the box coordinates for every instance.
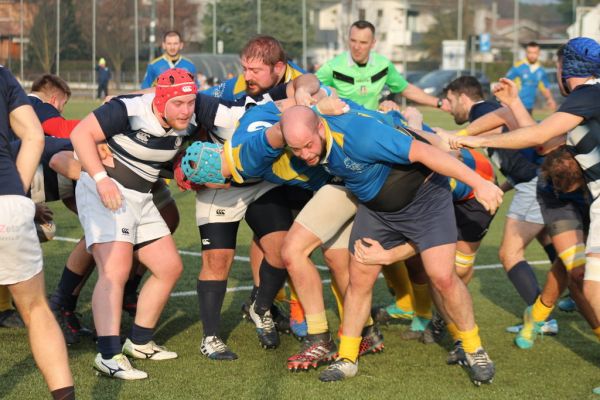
[319,118,334,165]
[346,51,371,68]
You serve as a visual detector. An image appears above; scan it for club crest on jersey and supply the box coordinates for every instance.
[175,136,183,148]
[136,131,150,144]
[343,157,366,172]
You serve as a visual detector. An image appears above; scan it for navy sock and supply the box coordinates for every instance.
[197,280,227,337]
[51,386,75,400]
[250,285,259,302]
[130,323,154,345]
[543,244,557,264]
[254,260,287,315]
[49,267,84,311]
[507,260,541,306]
[97,335,122,359]
[124,273,144,296]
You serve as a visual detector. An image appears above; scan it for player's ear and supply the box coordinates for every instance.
[273,61,286,75]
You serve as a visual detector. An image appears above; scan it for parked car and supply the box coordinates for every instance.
[414,69,491,99]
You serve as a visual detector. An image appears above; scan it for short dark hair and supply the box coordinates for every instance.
[444,76,483,101]
[351,20,375,35]
[31,74,71,98]
[163,30,182,42]
[541,146,585,193]
[240,35,286,67]
[525,41,539,49]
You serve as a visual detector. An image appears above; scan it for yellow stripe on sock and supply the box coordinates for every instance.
[531,296,554,323]
[412,283,432,319]
[339,335,362,363]
[306,311,329,335]
[593,326,600,341]
[459,325,482,353]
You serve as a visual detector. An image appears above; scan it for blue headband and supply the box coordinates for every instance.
[182,141,226,184]
[562,37,600,79]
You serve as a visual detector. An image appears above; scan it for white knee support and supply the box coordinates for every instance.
[584,256,600,282]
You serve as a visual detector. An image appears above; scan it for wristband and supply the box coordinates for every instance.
[456,129,469,137]
[93,171,108,183]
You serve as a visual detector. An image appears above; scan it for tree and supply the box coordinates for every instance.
[28,1,57,72]
[202,0,315,61]
[420,0,476,64]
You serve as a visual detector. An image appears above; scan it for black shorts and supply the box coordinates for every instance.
[245,185,312,239]
[537,186,589,237]
[350,174,457,253]
[455,197,495,242]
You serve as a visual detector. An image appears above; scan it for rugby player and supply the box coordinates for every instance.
[452,37,600,393]
[436,76,559,335]
[278,105,502,385]
[0,66,75,399]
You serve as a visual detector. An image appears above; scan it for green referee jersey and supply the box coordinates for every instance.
[316,51,408,110]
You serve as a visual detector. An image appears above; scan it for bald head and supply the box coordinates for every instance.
[280,106,325,166]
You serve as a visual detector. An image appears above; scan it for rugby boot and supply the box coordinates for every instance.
[93,353,147,380]
[464,348,495,386]
[249,301,279,349]
[558,296,577,312]
[122,338,177,360]
[318,358,358,382]
[200,335,238,361]
[422,312,446,344]
[506,318,558,335]
[446,340,466,365]
[358,325,384,356]
[400,315,430,341]
[514,306,545,349]
[287,332,337,371]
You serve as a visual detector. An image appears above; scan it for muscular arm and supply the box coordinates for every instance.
[475,112,582,149]
[11,105,45,191]
[354,237,418,265]
[70,113,108,177]
[409,140,503,213]
[49,151,81,181]
[399,83,440,108]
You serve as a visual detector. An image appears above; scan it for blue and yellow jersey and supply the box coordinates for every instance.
[141,55,198,89]
[450,149,495,202]
[319,110,414,202]
[506,60,551,110]
[203,61,305,101]
[224,102,331,191]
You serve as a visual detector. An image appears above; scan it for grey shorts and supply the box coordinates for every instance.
[507,177,544,224]
[537,184,589,237]
[349,174,457,254]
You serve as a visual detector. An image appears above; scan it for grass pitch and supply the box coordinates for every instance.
[1,100,598,399]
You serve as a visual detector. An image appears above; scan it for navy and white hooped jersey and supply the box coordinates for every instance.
[93,93,247,184]
[204,84,287,145]
[561,81,600,199]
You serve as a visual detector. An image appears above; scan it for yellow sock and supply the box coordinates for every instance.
[531,296,554,323]
[412,283,432,319]
[383,262,414,313]
[447,322,460,342]
[306,311,329,335]
[330,282,344,321]
[0,286,13,312]
[338,335,362,363]
[593,326,600,341]
[459,325,482,353]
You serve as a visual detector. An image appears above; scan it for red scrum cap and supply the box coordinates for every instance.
[153,68,197,114]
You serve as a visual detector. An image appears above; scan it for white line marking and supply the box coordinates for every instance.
[53,236,550,298]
